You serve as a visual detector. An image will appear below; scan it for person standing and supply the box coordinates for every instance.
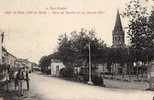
[25,70,30,90]
[14,71,18,90]
[17,68,24,96]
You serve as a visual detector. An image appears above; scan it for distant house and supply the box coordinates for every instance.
[15,58,33,72]
[32,63,39,71]
[15,59,25,68]
[50,59,65,77]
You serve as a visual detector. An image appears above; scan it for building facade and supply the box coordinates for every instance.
[2,48,17,68]
[7,52,17,68]
[15,58,33,72]
[50,59,65,77]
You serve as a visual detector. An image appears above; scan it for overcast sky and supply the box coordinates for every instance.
[0,0,152,63]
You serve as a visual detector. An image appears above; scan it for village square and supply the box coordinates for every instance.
[0,0,154,100]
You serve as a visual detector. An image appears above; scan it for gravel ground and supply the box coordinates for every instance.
[0,72,153,100]
[29,72,154,100]
[104,79,149,90]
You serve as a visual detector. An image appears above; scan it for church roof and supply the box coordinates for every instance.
[113,10,124,34]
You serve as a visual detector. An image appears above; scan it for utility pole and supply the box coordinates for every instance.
[88,42,93,85]
[0,32,4,65]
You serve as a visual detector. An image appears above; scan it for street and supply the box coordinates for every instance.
[29,72,154,100]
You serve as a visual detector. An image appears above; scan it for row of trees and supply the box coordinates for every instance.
[39,29,154,73]
[39,0,154,76]
[57,29,154,65]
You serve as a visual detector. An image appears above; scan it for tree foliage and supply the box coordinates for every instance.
[123,0,154,62]
[38,56,51,73]
[123,0,153,49]
[57,28,106,68]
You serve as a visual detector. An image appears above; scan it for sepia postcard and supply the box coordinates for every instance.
[0,0,154,100]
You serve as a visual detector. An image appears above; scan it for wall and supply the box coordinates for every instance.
[50,62,65,76]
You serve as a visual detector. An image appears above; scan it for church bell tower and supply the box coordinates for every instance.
[112,10,125,48]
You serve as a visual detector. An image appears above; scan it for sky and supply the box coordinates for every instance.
[0,0,152,63]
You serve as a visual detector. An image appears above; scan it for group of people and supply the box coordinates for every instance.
[0,65,30,96]
[14,67,30,96]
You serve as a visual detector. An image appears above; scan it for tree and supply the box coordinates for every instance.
[105,47,129,75]
[123,0,154,62]
[56,28,107,68]
[123,0,152,49]
[149,9,154,32]
[123,0,154,78]
[38,56,51,73]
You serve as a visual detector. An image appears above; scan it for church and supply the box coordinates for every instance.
[112,10,125,48]
[97,10,127,75]
[110,10,127,75]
